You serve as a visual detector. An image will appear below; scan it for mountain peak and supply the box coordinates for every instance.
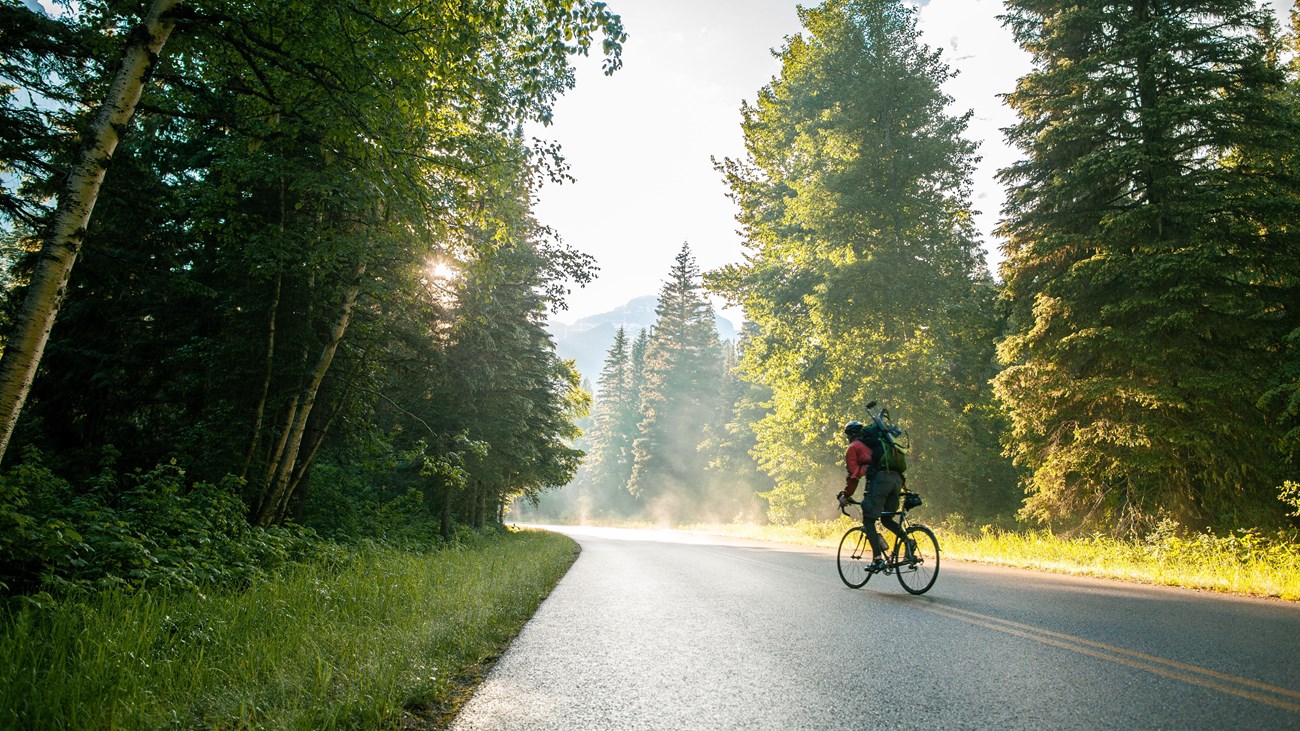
[549,295,737,387]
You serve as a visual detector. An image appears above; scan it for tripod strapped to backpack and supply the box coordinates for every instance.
[861,400,908,474]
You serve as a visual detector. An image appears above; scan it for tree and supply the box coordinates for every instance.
[1260,7,1300,528]
[0,0,625,528]
[696,327,775,522]
[0,0,182,463]
[627,243,723,517]
[582,326,641,515]
[708,0,1008,523]
[319,128,596,537]
[995,0,1300,533]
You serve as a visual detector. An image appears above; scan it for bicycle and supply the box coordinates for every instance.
[837,491,939,594]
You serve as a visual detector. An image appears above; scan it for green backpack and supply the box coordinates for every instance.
[863,424,907,473]
[877,438,907,473]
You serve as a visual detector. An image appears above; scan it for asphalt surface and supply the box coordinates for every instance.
[450,525,1300,730]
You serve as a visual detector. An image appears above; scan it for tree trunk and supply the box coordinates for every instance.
[0,0,183,464]
[472,480,484,529]
[253,267,364,526]
[440,483,454,540]
[251,392,297,518]
[272,379,350,523]
[241,272,281,480]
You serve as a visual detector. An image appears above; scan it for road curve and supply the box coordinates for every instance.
[451,525,1300,730]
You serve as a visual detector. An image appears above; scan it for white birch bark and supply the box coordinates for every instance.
[255,268,365,526]
[0,0,183,462]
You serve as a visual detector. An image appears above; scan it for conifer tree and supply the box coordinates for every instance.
[1261,8,1300,527]
[628,244,723,516]
[709,0,1006,522]
[995,0,1300,533]
[584,326,640,514]
[697,328,775,520]
[629,327,650,413]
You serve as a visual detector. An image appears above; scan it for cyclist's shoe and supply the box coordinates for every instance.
[868,558,887,573]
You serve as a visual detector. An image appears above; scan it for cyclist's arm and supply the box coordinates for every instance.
[843,441,872,498]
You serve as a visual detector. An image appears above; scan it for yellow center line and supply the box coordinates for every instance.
[921,603,1300,714]
[701,544,1300,714]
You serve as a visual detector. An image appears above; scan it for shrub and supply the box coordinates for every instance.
[0,448,329,598]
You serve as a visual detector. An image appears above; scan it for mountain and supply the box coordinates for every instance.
[549,295,737,390]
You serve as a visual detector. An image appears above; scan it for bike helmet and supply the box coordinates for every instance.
[843,421,864,437]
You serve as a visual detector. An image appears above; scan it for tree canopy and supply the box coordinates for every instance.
[995,0,1300,533]
[0,0,625,592]
[708,0,1013,523]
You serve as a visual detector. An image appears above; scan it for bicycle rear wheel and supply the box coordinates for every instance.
[894,525,939,595]
[837,527,874,588]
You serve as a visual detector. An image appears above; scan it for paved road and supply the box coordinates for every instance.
[451,525,1300,730]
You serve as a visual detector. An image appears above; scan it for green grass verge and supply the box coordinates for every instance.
[677,517,1300,601]
[0,528,577,730]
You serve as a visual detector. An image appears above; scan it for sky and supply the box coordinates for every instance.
[534,0,1293,325]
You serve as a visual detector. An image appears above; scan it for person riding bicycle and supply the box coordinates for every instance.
[838,420,911,571]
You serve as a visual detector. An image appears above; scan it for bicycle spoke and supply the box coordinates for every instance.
[837,527,873,588]
[896,525,940,595]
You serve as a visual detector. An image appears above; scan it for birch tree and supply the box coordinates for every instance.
[0,0,182,462]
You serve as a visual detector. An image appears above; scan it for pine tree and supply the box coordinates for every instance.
[708,0,1006,522]
[628,244,723,517]
[1260,9,1300,528]
[995,0,1300,533]
[583,326,640,515]
[697,328,775,521]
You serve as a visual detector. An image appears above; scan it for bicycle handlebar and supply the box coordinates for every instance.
[838,489,914,518]
[839,495,860,517]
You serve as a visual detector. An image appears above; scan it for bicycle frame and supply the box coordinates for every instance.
[837,493,939,594]
[841,498,913,550]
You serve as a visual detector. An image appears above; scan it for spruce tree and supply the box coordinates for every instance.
[995,0,1300,533]
[584,326,639,515]
[708,0,1006,522]
[1261,9,1300,527]
[628,244,723,517]
[697,328,776,520]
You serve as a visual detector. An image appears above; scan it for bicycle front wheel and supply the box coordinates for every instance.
[895,525,939,595]
[837,527,874,588]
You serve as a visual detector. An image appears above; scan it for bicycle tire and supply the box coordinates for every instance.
[837,527,874,588]
[894,525,939,595]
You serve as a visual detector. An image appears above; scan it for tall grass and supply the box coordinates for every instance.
[935,523,1300,600]
[679,518,1300,601]
[0,529,577,729]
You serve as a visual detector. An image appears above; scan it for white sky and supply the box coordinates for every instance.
[535,0,1293,324]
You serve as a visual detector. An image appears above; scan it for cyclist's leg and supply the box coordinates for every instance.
[860,472,890,557]
[876,472,907,551]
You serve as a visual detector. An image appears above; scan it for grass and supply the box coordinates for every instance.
[0,528,578,730]
[678,516,1300,601]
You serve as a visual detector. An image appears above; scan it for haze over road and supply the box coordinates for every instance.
[452,525,1300,730]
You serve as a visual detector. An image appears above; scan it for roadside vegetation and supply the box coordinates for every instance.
[1,4,614,726]
[675,518,1300,602]
[0,529,576,730]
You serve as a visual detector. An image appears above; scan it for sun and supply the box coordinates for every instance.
[425,258,458,282]
[429,261,456,280]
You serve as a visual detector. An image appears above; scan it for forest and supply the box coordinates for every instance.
[4,0,1300,604]
[0,0,624,596]
[556,0,1300,541]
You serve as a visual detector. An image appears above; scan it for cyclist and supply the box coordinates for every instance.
[838,420,911,571]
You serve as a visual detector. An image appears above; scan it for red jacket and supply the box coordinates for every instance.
[843,440,872,497]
